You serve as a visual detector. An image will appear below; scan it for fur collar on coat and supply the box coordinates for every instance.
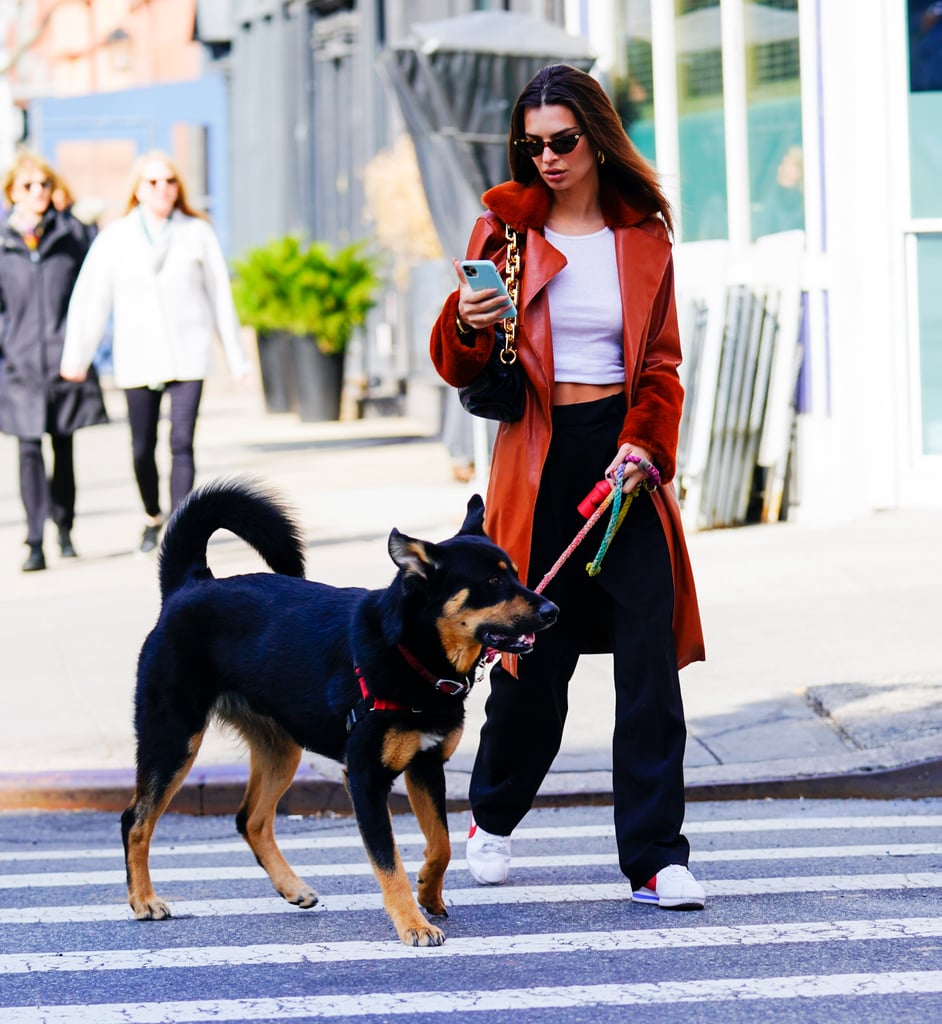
[481,179,660,235]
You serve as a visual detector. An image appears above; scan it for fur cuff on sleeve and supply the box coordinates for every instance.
[429,289,496,388]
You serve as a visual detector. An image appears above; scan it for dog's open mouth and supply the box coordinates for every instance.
[481,629,537,655]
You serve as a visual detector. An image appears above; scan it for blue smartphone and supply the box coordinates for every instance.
[460,260,517,319]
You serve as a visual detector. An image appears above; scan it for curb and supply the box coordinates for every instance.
[683,757,942,802]
[3,756,941,816]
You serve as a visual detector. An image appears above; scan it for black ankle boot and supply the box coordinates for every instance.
[58,528,77,558]
[22,544,46,572]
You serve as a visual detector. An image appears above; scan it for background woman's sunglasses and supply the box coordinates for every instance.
[513,132,584,158]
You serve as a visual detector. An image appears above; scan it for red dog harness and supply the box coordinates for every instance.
[346,645,495,733]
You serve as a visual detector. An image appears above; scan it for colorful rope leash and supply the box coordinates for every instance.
[535,464,635,594]
[586,464,637,577]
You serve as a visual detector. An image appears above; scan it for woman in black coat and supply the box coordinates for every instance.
[0,150,107,571]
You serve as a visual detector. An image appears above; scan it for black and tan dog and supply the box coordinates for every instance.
[121,479,557,946]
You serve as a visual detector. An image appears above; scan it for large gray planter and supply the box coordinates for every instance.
[291,335,344,421]
[256,331,299,414]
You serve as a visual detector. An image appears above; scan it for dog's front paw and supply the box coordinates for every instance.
[417,874,448,917]
[131,897,172,921]
[282,885,319,909]
[418,893,448,918]
[400,922,446,947]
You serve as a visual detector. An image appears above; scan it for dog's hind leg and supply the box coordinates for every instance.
[405,742,460,918]
[122,727,207,920]
[234,721,318,909]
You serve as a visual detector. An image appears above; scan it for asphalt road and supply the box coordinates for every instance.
[1,798,941,1022]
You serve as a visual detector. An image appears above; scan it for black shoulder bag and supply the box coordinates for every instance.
[457,225,525,422]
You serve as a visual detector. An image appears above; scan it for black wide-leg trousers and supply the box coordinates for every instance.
[469,394,690,889]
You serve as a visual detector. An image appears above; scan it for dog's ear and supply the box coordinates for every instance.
[458,494,486,536]
[388,529,438,579]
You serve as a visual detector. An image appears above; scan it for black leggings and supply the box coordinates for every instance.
[18,434,75,546]
[124,380,203,519]
[469,394,690,889]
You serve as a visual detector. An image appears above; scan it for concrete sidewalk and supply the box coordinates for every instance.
[1,376,940,814]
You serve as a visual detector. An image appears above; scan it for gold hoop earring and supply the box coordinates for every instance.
[597,150,606,165]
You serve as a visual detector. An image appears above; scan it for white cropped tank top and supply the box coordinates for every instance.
[544,226,624,385]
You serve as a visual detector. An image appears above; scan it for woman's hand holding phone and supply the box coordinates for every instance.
[454,258,516,331]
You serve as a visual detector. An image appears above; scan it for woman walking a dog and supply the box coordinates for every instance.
[431,64,707,909]
[61,151,250,555]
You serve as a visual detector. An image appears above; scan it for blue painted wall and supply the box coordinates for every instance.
[29,76,232,256]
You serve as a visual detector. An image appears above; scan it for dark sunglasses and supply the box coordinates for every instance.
[146,177,178,187]
[513,132,584,159]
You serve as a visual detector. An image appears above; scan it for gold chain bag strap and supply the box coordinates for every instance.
[500,224,520,365]
[457,223,526,422]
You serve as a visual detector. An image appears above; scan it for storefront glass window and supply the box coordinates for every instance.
[907,3,942,453]
[908,0,942,217]
[618,3,656,163]
[745,0,804,239]
[676,0,728,240]
[916,236,942,454]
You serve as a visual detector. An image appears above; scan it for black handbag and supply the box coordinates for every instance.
[457,325,524,422]
[457,226,525,423]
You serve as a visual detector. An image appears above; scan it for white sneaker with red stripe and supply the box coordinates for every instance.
[631,864,705,909]
[466,817,511,885]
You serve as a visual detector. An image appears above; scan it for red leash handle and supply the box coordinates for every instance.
[576,479,612,519]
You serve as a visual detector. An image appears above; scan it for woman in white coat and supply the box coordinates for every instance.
[61,151,250,553]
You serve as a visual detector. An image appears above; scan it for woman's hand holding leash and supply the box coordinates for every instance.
[577,447,661,519]
[605,443,661,493]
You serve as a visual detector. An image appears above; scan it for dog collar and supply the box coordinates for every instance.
[396,644,476,698]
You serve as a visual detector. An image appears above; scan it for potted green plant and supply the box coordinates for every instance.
[232,236,381,421]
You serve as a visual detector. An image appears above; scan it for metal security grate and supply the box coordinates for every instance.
[675,235,805,529]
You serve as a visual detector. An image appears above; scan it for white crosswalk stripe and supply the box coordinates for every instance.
[1,815,939,863]
[4,917,942,974]
[1,804,940,1021]
[5,973,942,1023]
[0,872,941,925]
[4,845,941,890]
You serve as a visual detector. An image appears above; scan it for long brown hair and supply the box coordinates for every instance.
[508,64,673,234]
[123,150,207,219]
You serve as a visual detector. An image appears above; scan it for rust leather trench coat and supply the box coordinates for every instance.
[431,180,705,670]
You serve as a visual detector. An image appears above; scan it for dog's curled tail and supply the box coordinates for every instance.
[158,478,306,600]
